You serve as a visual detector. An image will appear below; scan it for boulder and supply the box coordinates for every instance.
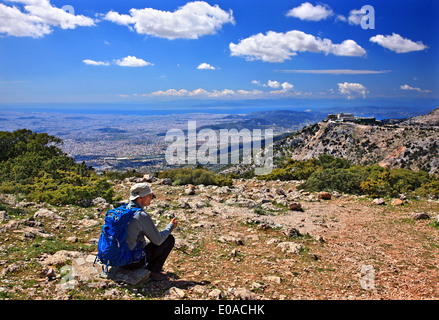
[111,267,151,285]
[0,210,9,222]
[160,178,173,185]
[372,198,386,205]
[185,186,196,195]
[282,227,301,238]
[142,174,156,183]
[318,192,332,200]
[247,216,283,230]
[277,242,304,255]
[274,188,286,196]
[391,199,404,206]
[92,197,112,212]
[34,208,64,220]
[166,287,186,300]
[288,202,302,211]
[263,275,282,284]
[39,250,82,266]
[218,235,243,245]
[208,289,223,299]
[412,212,430,220]
[229,288,258,300]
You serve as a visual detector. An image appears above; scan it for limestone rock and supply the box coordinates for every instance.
[160,178,173,185]
[34,208,64,220]
[412,212,430,220]
[277,242,304,255]
[288,202,302,211]
[229,288,258,300]
[0,211,9,222]
[166,287,186,299]
[208,289,223,299]
[263,275,282,284]
[111,267,151,285]
[218,235,243,245]
[318,192,331,200]
[372,198,386,205]
[39,250,82,266]
[185,186,196,195]
[282,227,301,238]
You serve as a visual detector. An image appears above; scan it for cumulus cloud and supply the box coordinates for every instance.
[252,80,295,92]
[229,30,366,63]
[197,63,215,70]
[144,83,299,99]
[267,80,281,88]
[0,0,94,38]
[337,82,368,99]
[286,2,333,21]
[401,84,431,93]
[370,33,428,53]
[82,59,110,66]
[103,1,235,40]
[150,88,259,98]
[347,9,364,25]
[114,56,153,67]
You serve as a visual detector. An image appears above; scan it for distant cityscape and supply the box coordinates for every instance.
[0,111,233,172]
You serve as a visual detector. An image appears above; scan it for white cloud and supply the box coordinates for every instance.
[337,82,368,99]
[348,9,364,25]
[146,83,298,99]
[335,14,347,23]
[281,82,294,91]
[0,0,94,38]
[82,59,110,66]
[401,84,431,93]
[252,80,294,92]
[370,33,428,53]
[115,56,153,67]
[286,2,333,21]
[267,80,280,88]
[230,30,366,63]
[103,1,235,40]
[150,88,240,98]
[197,63,215,70]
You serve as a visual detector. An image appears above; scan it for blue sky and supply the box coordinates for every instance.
[0,0,438,110]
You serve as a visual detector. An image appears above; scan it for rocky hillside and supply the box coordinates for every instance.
[399,107,439,127]
[1,176,438,300]
[274,108,439,174]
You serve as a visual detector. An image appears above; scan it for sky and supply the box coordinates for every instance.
[0,0,438,111]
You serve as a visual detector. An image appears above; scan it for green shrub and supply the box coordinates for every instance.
[361,167,430,198]
[157,167,232,187]
[258,155,352,181]
[0,129,114,206]
[299,167,369,194]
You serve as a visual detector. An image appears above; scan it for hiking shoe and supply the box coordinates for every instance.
[149,272,168,281]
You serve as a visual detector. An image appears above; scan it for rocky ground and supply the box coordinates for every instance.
[0,176,438,300]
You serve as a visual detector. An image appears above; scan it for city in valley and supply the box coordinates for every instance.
[0,111,237,173]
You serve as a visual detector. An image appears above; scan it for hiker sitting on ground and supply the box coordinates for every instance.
[124,183,178,281]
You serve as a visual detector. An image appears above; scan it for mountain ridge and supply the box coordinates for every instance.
[273,107,439,174]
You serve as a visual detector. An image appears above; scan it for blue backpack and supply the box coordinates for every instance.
[96,204,146,273]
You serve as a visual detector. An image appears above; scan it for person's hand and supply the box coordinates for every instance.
[171,218,178,228]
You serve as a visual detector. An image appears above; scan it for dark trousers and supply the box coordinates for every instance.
[124,235,175,273]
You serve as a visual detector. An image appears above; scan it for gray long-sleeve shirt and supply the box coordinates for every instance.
[126,201,174,250]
